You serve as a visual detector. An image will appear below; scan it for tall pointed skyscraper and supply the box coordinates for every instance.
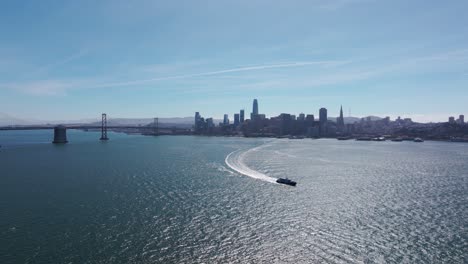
[337,105,345,130]
[251,99,259,119]
[340,105,344,121]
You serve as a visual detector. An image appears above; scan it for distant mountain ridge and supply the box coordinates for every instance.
[0,113,216,127]
[86,117,204,128]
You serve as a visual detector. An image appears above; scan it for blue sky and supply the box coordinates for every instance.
[1,0,467,122]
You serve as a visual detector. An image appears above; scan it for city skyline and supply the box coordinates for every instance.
[1,1,468,122]
[0,97,466,126]
[192,99,466,140]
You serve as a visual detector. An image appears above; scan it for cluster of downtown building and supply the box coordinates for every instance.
[194,99,468,141]
[195,99,352,138]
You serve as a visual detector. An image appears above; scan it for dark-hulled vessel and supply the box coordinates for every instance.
[276,178,297,186]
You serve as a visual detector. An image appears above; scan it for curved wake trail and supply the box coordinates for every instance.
[225,145,277,184]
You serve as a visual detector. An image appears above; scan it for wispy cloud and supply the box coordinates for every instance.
[25,49,89,77]
[3,48,467,96]
[163,48,468,94]
[316,0,374,10]
[91,60,349,88]
[0,79,90,96]
[0,60,347,95]
[1,80,70,96]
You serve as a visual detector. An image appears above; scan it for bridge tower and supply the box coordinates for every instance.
[52,125,68,144]
[100,113,109,140]
[154,117,159,135]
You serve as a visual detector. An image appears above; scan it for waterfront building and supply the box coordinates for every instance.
[194,112,202,132]
[449,116,455,124]
[319,108,328,137]
[458,115,465,124]
[298,113,305,121]
[223,114,229,125]
[240,110,245,123]
[195,112,201,124]
[307,126,320,138]
[206,118,214,128]
[305,115,315,132]
[319,108,328,124]
[234,113,240,126]
[279,113,293,135]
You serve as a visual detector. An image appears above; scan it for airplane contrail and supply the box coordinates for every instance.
[92,60,348,88]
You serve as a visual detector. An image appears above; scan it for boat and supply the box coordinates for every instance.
[337,136,352,140]
[288,136,305,139]
[414,137,424,142]
[356,137,372,141]
[276,178,297,186]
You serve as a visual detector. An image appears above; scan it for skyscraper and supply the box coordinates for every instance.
[319,108,328,124]
[298,113,305,121]
[337,105,345,130]
[240,109,245,123]
[251,99,258,119]
[206,118,214,128]
[195,112,201,124]
[459,115,465,124]
[234,113,240,126]
[279,113,292,135]
[253,99,258,115]
[319,108,328,137]
[223,114,229,125]
[306,114,314,122]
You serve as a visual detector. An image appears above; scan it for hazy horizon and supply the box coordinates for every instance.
[0,110,459,126]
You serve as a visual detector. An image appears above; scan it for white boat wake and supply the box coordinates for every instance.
[225,145,277,184]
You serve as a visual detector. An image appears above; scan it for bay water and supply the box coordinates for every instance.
[0,130,467,263]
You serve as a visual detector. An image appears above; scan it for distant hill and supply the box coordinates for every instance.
[85,117,198,128]
[329,116,383,124]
